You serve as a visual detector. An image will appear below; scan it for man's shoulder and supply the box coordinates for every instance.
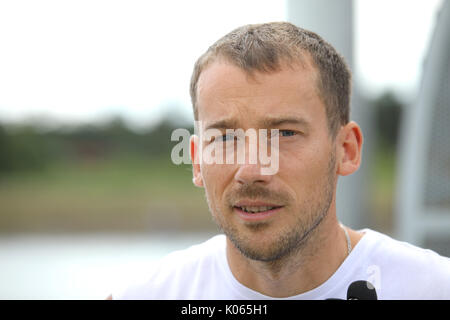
[364,229,450,265]
[113,234,227,299]
[360,229,450,299]
[154,233,226,266]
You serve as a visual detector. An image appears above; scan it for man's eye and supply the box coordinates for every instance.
[219,134,235,141]
[279,130,296,137]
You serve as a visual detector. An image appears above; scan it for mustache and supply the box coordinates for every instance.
[226,183,291,206]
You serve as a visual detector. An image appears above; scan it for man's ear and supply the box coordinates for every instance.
[190,135,204,187]
[336,121,363,176]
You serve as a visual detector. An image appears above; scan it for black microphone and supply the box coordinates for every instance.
[326,280,378,300]
[346,280,378,300]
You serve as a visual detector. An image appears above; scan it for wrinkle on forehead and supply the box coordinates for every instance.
[197,54,319,96]
[196,59,321,124]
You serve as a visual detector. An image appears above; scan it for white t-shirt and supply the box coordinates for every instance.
[112,229,450,300]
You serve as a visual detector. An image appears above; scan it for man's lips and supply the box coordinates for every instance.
[232,201,284,221]
[234,200,281,207]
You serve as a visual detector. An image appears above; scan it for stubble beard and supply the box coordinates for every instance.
[206,150,337,264]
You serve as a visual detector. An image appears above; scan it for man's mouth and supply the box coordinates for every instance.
[232,202,284,221]
[235,206,281,214]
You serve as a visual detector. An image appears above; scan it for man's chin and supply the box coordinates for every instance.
[225,226,294,262]
[232,239,290,262]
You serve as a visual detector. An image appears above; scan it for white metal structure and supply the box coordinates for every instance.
[395,0,450,254]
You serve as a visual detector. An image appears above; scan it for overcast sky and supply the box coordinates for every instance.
[0,0,444,127]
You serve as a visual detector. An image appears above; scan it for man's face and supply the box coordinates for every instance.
[192,59,338,262]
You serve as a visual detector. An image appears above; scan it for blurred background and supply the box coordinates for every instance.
[0,0,448,299]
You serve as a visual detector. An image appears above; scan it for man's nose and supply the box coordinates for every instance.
[233,138,273,184]
[234,162,273,185]
[231,129,276,184]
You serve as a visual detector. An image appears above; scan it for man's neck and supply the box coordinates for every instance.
[225,215,363,298]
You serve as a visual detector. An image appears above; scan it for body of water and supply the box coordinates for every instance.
[0,232,215,299]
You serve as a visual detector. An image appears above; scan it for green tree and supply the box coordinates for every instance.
[372,91,404,149]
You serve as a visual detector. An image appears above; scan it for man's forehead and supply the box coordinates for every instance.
[196,57,318,98]
[195,56,325,133]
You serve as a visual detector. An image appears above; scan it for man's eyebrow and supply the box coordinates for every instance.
[260,116,311,128]
[203,116,310,131]
[204,118,239,131]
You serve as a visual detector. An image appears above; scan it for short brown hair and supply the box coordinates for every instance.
[189,22,352,135]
